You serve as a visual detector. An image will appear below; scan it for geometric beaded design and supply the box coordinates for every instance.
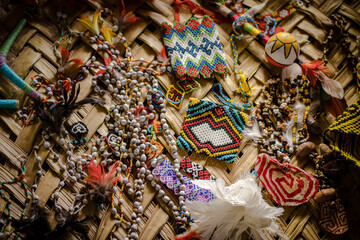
[166,84,184,109]
[152,158,214,203]
[177,98,248,163]
[177,78,200,93]
[324,97,360,167]
[180,157,215,180]
[162,15,227,87]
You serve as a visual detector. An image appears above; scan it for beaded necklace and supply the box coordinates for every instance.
[322,14,359,89]
[0,164,30,239]
[1,7,193,240]
[256,75,310,162]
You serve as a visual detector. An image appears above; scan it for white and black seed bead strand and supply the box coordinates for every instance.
[79,21,187,238]
[52,132,90,215]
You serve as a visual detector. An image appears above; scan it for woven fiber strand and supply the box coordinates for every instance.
[0,0,359,239]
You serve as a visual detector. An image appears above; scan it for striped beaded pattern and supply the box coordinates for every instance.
[324,97,360,167]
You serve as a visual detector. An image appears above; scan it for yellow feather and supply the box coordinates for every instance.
[101,25,114,43]
[77,10,102,35]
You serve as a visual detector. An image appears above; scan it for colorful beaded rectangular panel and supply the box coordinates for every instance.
[177,98,248,163]
[162,15,227,91]
[152,158,214,203]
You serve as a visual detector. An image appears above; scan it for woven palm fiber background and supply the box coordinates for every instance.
[0,0,360,239]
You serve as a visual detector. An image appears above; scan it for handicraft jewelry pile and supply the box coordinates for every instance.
[0,0,359,239]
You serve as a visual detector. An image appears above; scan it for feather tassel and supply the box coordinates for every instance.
[181,172,288,240]
[317,71,344,99]
[85,162,119,204]
[77,10,102,35]
[157,46,169,64]
[300,60,344,99]
[12,202,51,240]
[175,231,202,240]
[283,115,295,149]
[34,82,105,135]
[46,210,89,240]
[85,162,119,188]
[115,0,141,32]
[58,46,83,79]
[300,59,347,117]
[300,59,329,87]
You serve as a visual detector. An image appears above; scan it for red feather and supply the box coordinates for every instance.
[300,60,330,87]
[119,0,126,16]
[104,53,112,67]
[325,96,348,118]
[157,46,168,63]
[125,14,140,25]
[60,46,70,62]
[134,106,143,116]
[85,162,119,188]
[96,69,106,75]
[175,231,202,240]
[70,58,83,66]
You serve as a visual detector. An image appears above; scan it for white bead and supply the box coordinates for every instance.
[163,196,170,203]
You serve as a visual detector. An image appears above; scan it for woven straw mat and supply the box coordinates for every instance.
[0,0,360,239]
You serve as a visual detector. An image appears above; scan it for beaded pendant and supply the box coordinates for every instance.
[177,98,248,163]
[69,121,89,146]
[152,158,214,203]
[162,15,227,93]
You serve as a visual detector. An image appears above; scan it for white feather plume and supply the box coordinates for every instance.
[283,115,294,149]
[318,71,344,99]
[187,173,288,240]
[294,100,306,129]
[281,63,302,82]
[282,101,306,149]
[242,119,262,145]
[244,0,269,19]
